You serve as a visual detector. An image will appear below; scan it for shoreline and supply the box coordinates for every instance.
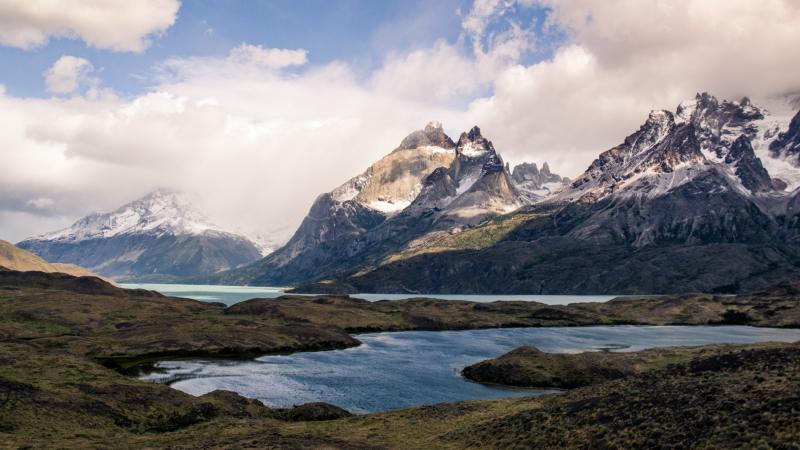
[123,322,800,378]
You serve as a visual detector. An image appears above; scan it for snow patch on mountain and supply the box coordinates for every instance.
[751,114,800,191]
[234,230,282,256]
[455,172,480,196]
[459,141,490,158]
[34,189,226,242]
[368,199,412,213]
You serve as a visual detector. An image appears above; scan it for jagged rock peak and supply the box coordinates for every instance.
[424,121,443,132]
[696,91,719,110]
[456,125,496,157]
[512,162,539,180]
[457,126,485,145]
[676,92,764,128]
[397,121,456,151]
[569,92,796,200]
[623,109,675,152]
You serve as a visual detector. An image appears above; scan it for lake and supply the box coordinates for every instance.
[140,325,800,413]
[119,283,618,306]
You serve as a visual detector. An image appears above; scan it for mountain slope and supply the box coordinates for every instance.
[211,123,568,286]
[18,190,263,282]
[329,94,800,294]
[0,240,104,279]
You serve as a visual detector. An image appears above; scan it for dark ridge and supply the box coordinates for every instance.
[0,267,160,298]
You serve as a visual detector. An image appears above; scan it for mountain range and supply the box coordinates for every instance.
[215,93,800,294]
[17,189,268,282]
[19,93,800,294]
[207,121,570,287]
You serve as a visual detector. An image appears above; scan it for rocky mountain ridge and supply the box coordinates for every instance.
[209,122,569,286]
[565,94,793,204]
[287,93,800,294]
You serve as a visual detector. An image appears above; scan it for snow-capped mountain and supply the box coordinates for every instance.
[291,94,800,295]
[566,93,798,203]
[37,189,221,242]
[209,122,568,286]
[429,126,525,224]
[18,189,264,282]
[331,121,457,213]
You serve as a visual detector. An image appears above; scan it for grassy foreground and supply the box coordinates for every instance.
[1,267,800,448]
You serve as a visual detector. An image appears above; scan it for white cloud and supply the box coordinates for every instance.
[462,0,522,36]
[228,44,308,69]
[44,55,95,94]
[0,45,463,242]
[0,0,179,52]
[369,40,484,104]
[466,0,800,176]
[461,0,538,81]
[3,0,800,244]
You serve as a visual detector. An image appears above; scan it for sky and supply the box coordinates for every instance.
[1,0,800,243]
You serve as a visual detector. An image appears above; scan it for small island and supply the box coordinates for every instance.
[462,343,791,388]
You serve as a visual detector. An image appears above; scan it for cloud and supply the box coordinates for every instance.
[369,40,484,104]
[3,1,800,244]
[465,0,800,176]
[26,197,55,210]
[461,0,507,36]
[0,45,463,242]
[461,0,539,80]
[44,55,96,94]
[227,44,308,69]
[0,0,179,52]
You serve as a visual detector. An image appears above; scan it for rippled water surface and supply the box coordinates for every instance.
[140,325,800,413]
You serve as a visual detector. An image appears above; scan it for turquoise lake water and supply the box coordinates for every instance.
[119,283,617,306]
